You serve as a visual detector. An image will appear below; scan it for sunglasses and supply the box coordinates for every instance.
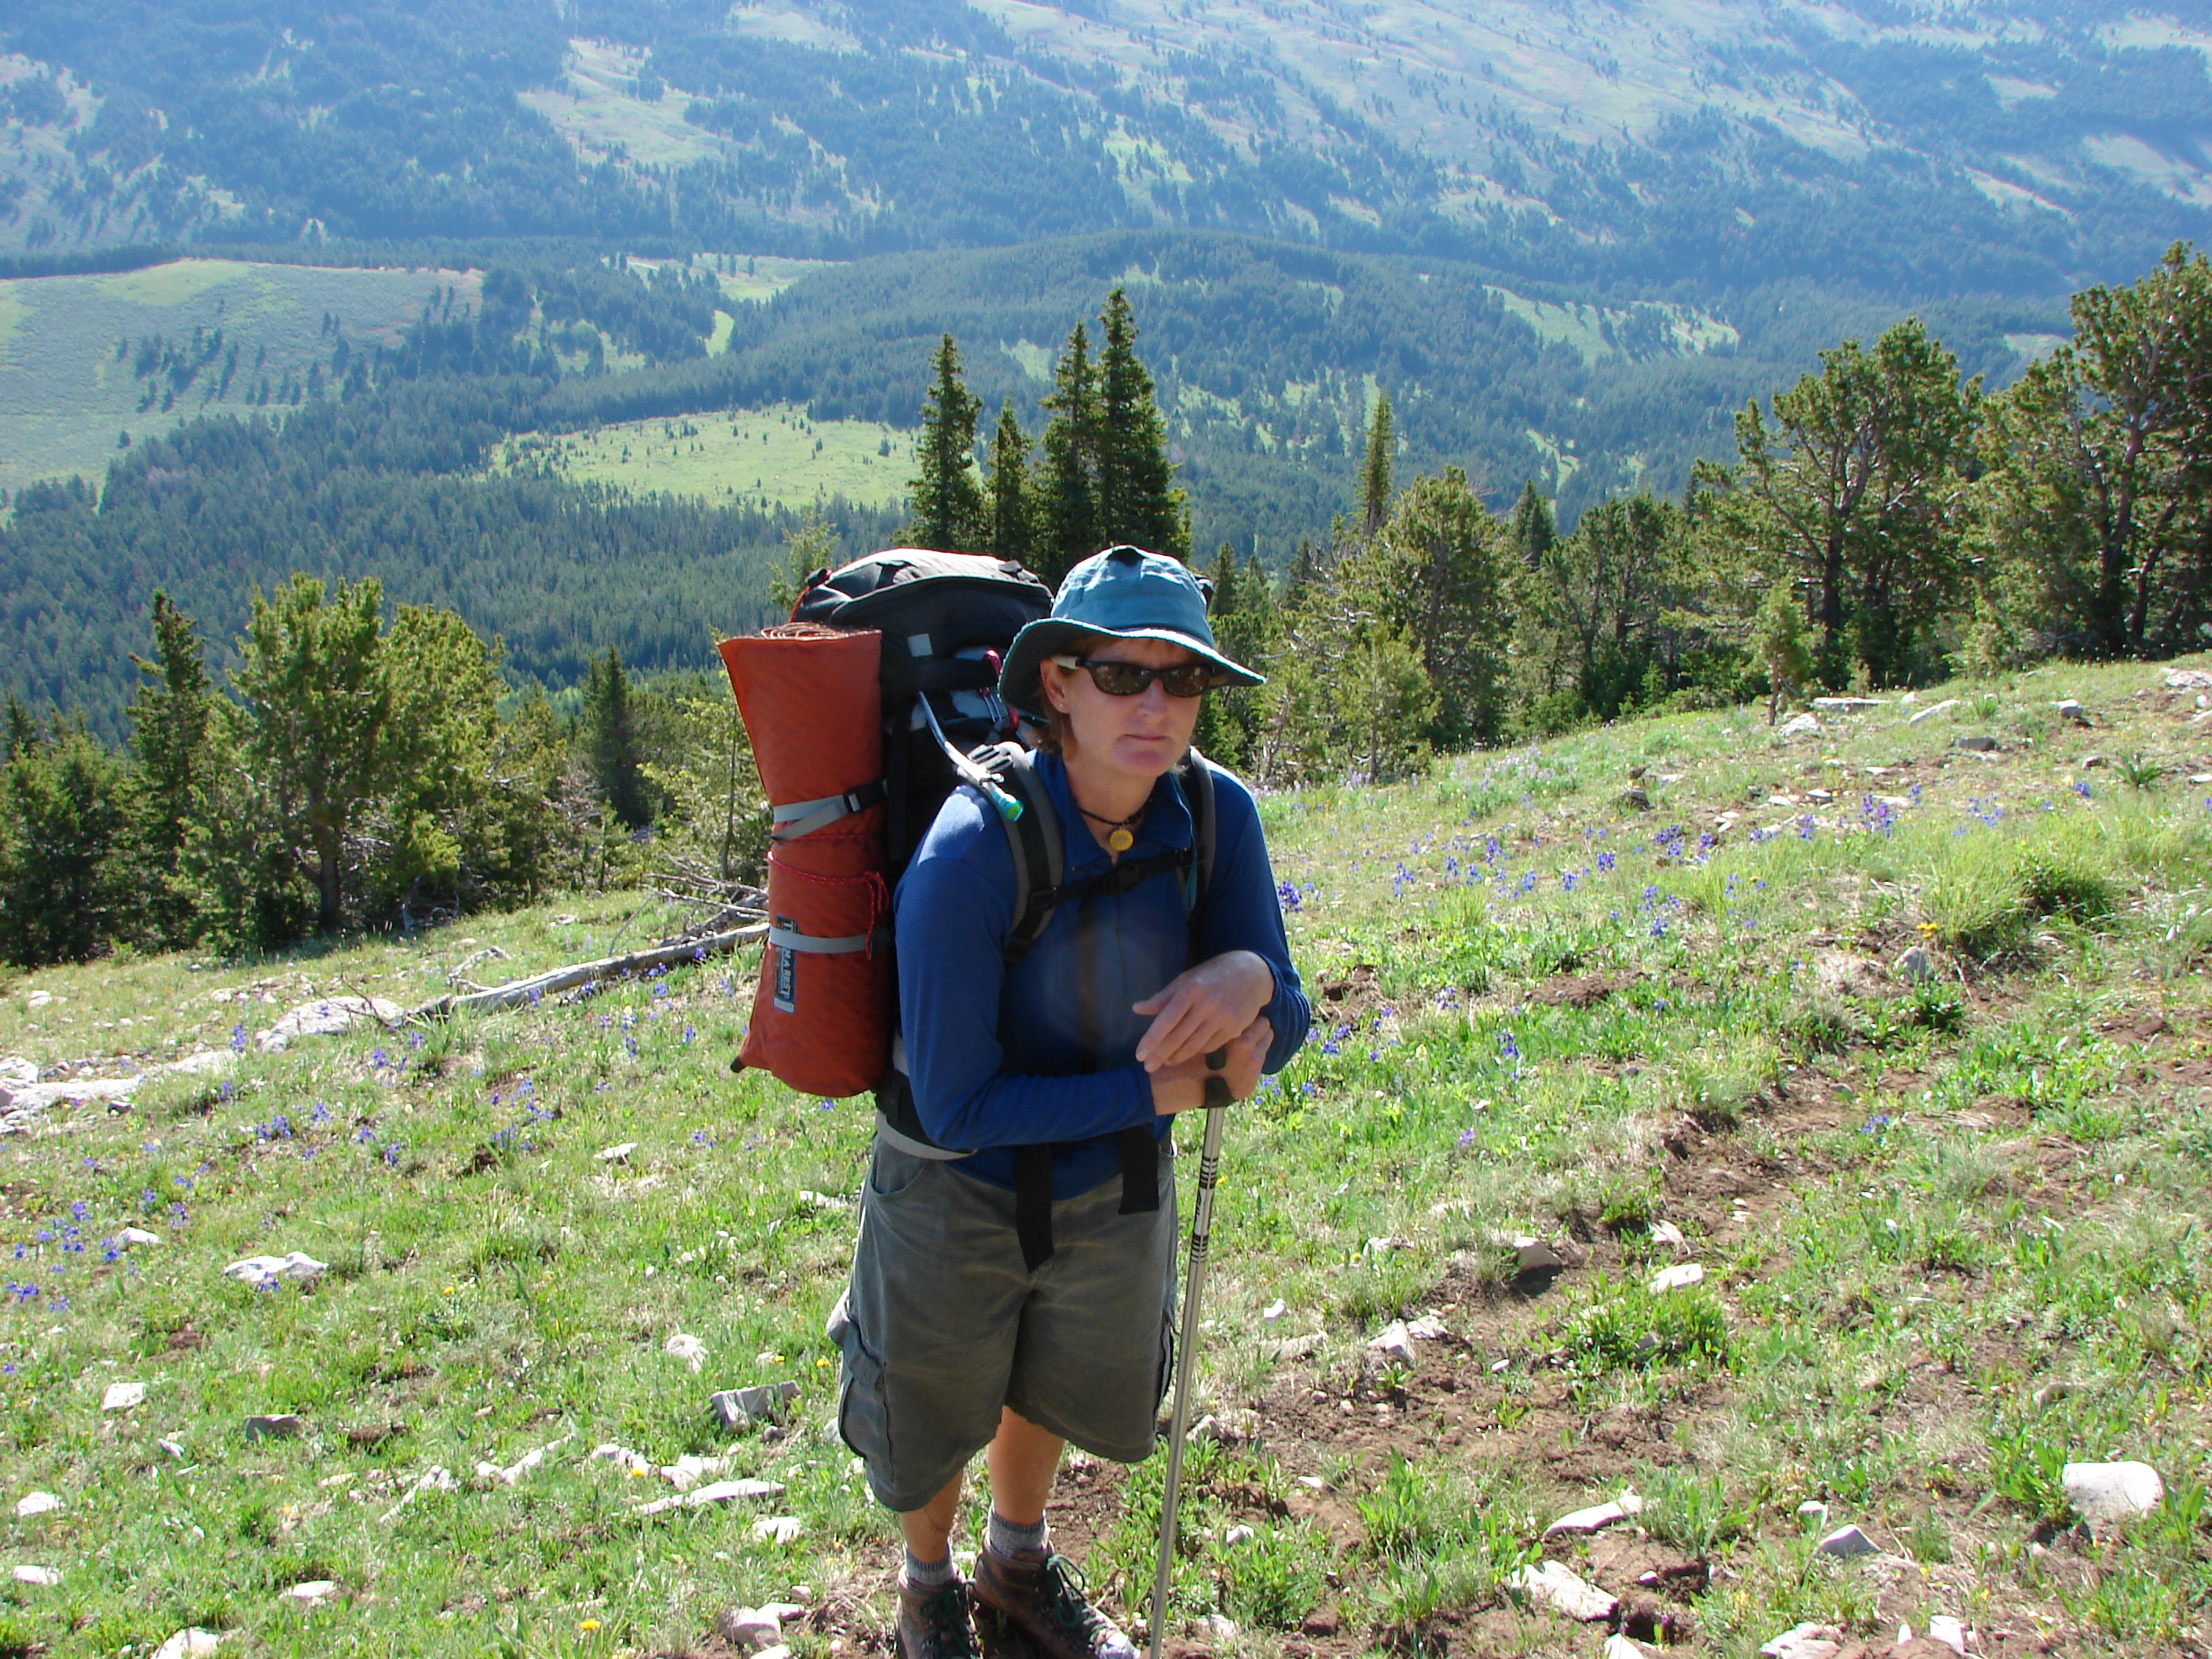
[1052,654,1214,698]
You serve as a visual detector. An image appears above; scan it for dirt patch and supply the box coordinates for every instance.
[1526,970,1639,1009]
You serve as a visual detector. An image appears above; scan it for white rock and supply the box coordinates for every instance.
[224,1251,329,1289]
[712,1382,800,1430]
[158,1439,186,1459]
[376,1466,456,1524]
[1924,1614,1968,1654]
[1543,1496,1633,1538]
[1796,1499,1829,1526]
[1511,1235,1566,1273]
[281,1580,338,1604]
[1263,1332,1324,1361]
[12,1565,60,1586]
[665,1332,709,1372]
[1815,1523,1877,1558]
[257,996,402,1051]
[633,1477,786,1517]
[1650,1220,1688,1256]
[753,1647,792,1659]
[760,1602,807,1624]
[0,1058,37,1087]
[16,1492,60,1518]
[167,1049,236,1079]
[115,1226,162,1248]
[1604,1638,1652,1659]
[1760,1625,1844,1659]
[1366,1321,1417,1364]
[1489,1357,1509,1373]
[1362,1235,1408,1256]
[2163,669,2212,690]
[722,1606,784,1649]
[101,1381,145,1412]
[1812,697,1887,712]
[1261,1298,1286,1322]
[796,1188,848,1210]
[4,1075,145,1113]
[1295,1474,1328,1491]
[1222,1525,1255,1546]
[1506,1559,1617,1622]
[588,1443,653,1475]
[750,1515,802,1544]
[152,1631,227,1659]
[1404,1314,1448,1342]
[2055,698,2089,723]
[1198,1615,1239,1643]
[2064,1459,2163,1525]
[661,1453,736,1492]
[1778,712,1822,737]
[1649,1262,1705,1295]
[1907,698,1960,725]
[24,991,52,1010]
[597,1141,638,1163]
[1893,946,1937,984]
[482,1435,569,1486]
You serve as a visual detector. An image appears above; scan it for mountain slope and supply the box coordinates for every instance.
[2,1,2206,302]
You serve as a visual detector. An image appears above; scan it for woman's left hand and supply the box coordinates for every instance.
[1132,950,1275,1072]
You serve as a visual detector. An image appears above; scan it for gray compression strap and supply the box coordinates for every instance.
[767,921,883,955]
[771,781,886,844]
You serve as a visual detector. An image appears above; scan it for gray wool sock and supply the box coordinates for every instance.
[987,1511,1049,1559]
[903,1547,957,1591]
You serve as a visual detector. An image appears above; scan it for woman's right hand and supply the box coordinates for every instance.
[1149,1014,1273,1115]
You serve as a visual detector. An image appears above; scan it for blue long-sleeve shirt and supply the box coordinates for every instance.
[895,750,1309,1199]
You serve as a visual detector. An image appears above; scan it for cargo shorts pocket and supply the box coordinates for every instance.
[827,1292,892,1473]
[866,1137,930,1203]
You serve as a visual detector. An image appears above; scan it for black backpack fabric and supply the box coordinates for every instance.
[790,549,1052,878]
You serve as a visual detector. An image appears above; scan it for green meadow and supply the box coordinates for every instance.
[0,261,480,500]
[2,655,2210,1657]
[496,406,917,514]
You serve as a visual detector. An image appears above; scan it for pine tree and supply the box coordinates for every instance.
[583,646,653,831]
[1509,481,1556,566]
[1037,322,1100,586]
[127,591,216,943]
[907,333,985,552]
[0,720,139,967]
[1096,287,1188,557]
[1754,580,1813,724]
[985,401,1035,569]
[1359,393,1395,540]
[4,696,36,762]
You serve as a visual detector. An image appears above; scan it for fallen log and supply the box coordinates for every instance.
[409,923,767,1020]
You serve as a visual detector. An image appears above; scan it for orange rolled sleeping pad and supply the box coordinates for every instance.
[718,624,889,1099]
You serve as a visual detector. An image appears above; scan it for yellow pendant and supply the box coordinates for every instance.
[1108,827,1134,852]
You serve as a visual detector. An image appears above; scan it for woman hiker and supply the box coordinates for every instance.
[827,546,1311,1659]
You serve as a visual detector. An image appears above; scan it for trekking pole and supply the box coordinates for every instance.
[1148,1052,1232,1659]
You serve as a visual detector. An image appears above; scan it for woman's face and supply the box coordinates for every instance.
[1043,635,1205,786]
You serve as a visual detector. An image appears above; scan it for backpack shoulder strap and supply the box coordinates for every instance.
[977,745,1064,962]
[1180,746,1218,925]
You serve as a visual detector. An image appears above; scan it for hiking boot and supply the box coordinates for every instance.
[896,1576,980,1659]
[970,1547,1136,1659]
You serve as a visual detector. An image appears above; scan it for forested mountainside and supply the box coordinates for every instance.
[3,0,2208,301]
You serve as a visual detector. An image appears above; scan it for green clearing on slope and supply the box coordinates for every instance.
[2,657,2210,1657]
[0,262,481,499]
[496,403,915,513]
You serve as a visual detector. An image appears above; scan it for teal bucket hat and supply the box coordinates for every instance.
[998,546,1265,719]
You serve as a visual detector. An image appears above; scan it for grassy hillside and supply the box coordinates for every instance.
[0,261,480,499]
[4,657,2210,1656]
[496,404,916,514]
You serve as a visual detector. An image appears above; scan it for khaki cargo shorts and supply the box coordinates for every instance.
[827,1136,1178,1513]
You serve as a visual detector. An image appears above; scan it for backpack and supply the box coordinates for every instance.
[725,548,1220,1267]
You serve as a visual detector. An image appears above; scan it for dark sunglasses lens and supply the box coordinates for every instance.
[1083,661,1211,697]
[1086,661,1153,694]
